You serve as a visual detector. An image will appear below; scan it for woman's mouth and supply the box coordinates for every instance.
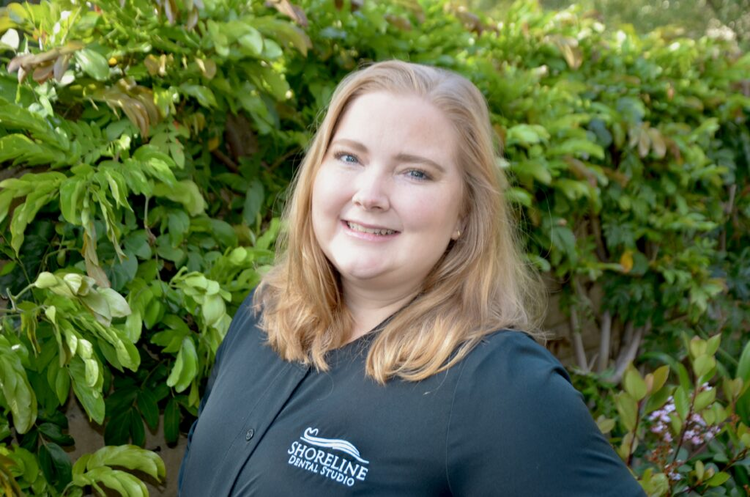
[344,221,399,236]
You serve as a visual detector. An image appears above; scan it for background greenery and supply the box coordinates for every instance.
[0,0,748,495]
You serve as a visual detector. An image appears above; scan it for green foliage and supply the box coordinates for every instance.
[0,0,747,494]
[582,336,750,496]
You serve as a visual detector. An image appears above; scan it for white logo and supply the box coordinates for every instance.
[287,427,370,487]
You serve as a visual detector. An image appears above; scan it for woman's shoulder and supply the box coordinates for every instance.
[447,330,645,496]
[459,329,570,386]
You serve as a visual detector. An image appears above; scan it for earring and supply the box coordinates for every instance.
[453,230,461,240]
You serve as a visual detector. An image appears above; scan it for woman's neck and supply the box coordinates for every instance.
[342,283,419,343]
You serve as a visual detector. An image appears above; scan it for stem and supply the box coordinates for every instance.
[11,282,36,305]
[569,307,589,372]
[268,148,301,172]
[671,377,700,465]
[626,399,643,467]
[589,213,608,262]
[211,149,240,173]
[597,310,612,373]
[679,447,749,495]
[610,322,646,384]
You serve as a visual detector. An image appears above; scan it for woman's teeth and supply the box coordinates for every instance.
[346,222,396,236]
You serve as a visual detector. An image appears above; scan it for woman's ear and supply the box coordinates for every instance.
[451,218,466,240]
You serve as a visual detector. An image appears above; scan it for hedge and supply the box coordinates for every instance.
[0,0,748,494]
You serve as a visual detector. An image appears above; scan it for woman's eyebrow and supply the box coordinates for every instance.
[331,138,446,173]
[330,138,367,153]
[394,153,446,173]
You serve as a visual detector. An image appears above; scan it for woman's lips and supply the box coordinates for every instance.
[342,220,400,241]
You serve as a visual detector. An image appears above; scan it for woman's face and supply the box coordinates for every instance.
[311,91,464,296]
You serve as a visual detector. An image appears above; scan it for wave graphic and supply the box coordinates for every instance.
[300,428,370,464]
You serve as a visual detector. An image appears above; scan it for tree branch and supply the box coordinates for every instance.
[569,307,589,372]
[597,310,612,373]
[589,213,608,262]
[609,321,649,383]
[211,149,240,173]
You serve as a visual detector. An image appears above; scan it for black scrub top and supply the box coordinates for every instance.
[178,293,645,496]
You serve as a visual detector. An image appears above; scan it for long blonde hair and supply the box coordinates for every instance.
[255,60,545,383]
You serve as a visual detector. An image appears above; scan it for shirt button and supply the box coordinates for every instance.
[245,429,255,441]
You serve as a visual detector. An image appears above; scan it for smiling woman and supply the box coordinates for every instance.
[178,61,646,496]
[311,91,465,336]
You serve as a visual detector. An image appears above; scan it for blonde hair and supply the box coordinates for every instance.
[254,60,545,383]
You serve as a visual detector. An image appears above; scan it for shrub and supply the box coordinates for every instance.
[0,0,747,494]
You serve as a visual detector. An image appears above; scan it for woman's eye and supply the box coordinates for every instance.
[334,152,359,164]
[406,169,431,181]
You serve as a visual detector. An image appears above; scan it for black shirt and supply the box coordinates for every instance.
[178,293,645,496]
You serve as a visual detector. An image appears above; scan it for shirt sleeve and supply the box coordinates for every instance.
[446,331,645,497]
[177,290,257,492]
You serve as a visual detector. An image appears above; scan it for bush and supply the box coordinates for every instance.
[0,0,748,494]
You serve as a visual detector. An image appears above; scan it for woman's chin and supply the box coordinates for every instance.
[336,262,392,285]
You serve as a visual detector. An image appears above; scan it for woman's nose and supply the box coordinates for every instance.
[352,170,390,211]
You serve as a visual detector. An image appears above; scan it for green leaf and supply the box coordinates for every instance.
[164,397,180,444]
[0,348,38,434]
[693,355,716,380]
[137,389,159,430]
[555,178,590,201]
[243,179,265,225]
[640,352,692,391]
[674,386,690,421]
[705,471,730,487]
[7,446,39,483]
[69,357,104,424]
[506,124,550,147]
[238,27,264,55]
[104,411,131,446]
[99,288,132,319]
[738,340,750,386]
[75,48,109,81]
[511,160,552,185]
[505,187,533,207]
[695,388,716,412]
[616,391,638,431]
[624,366,648,401]
[210,219,238,248]
[81,291,112,325]
[35,271,59,289]
[202,293,226,328]
[39,442,72,492]
[0,188,14,224]
[738,341,750,424]
[651,365,670,394]
[130,409,146,447]
[168,210,191,246]
[38,422,74,446]
[10,191,55,254]
[168,142,185,169]
[0,134,65,167]
[180,84,218,108]
[114,339,140,372]
[153,180,206,216]
[123,231,152,259]
[143,300,164,330]
[705,335,721,356]
[256,217,281,251]
[550,224,577,260]
[77,467,147,495]
[645,384,672,414]
[167,338,197,393]
[547,138,605,160]
[87,445,165,481]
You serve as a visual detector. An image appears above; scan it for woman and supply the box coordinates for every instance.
[178,60,645,496]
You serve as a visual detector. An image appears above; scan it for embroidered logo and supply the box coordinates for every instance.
[287,427,369,487]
